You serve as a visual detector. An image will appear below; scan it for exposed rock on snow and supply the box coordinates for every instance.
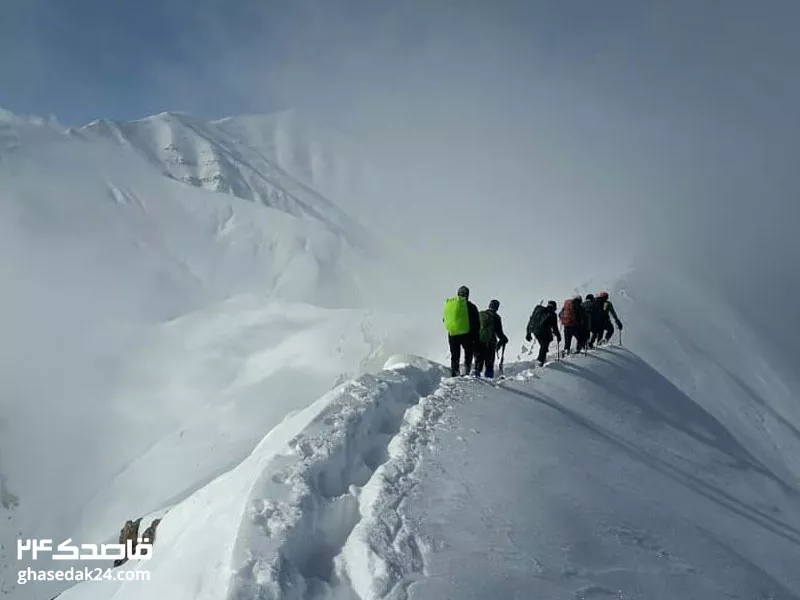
[111,517,161,568]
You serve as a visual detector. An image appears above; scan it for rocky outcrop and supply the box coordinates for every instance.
[112,516,161,568]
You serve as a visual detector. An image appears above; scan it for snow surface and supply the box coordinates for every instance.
[3,107,800,600]
[56,268,800,600]
[0,110,443,600]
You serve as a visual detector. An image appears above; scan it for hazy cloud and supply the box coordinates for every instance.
[2,0,799,359]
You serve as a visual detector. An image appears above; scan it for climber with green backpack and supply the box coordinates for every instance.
[443,285,480,377]
[473,299,509,378]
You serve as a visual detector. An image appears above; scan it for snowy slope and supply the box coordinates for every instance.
[0,111,443,600]
[72,111,375,251]
[212,110,367,216]
[5,107,799,600]
[340,350,800,600]
[55,265,800,600]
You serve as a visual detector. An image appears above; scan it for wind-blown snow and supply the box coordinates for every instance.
[337,348,800,600]
[56,358,445,600]
[4,107,800,600]
[212,110,367,217]
[0,110,442,600]
[56,265,800,600]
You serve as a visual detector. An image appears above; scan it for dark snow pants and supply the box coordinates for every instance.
[448,334,474,376]
[590,322,614,346]
[474,342,497,377]
[534,333,552,365]
[589,323,606,347]
[563,326,586,354]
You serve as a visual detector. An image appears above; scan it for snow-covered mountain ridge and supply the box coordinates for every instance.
[72,110,374,251]
[56,266,800,599]
[0,107,441,600]
[2,106,799,600]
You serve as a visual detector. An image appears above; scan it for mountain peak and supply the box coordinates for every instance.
[74,108,374,251]
[137,110,191,121]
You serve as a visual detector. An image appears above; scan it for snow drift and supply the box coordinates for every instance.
[54,265,800,600]
[4,107,799,600]
[0,110,442,600]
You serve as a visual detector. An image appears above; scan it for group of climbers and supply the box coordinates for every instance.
[442,286,508,378]
[531,292,624,366]
[443,286,623,376]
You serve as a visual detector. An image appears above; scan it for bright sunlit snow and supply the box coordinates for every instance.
[2,106,799,600]
[55,276,800,599]
[0,111,442,599]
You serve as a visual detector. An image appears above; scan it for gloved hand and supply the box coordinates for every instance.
[525,332,532,342]
[617,322,623,330]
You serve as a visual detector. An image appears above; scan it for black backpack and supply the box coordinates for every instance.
[528,305,549,336]
[479,310,497,344]
[591,299,606,324]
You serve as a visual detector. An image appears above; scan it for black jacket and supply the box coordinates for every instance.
[544,309,560,340]
[582,299,595,332]
[604,300,622,327]
[592,299,622,330]
[590,299,607,332]
[467,300,480,341]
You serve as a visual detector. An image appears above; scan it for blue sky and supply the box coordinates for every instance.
[1,0,276,122]
[2,0,797,129]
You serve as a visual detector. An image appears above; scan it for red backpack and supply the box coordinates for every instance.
[559,298,577,328]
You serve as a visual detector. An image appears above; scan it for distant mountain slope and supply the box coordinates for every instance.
[72,110,374,251]
[212,110,366,211]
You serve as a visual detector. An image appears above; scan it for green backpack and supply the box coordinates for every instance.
[443,296,470,336]
[528,305,549,336]
[479,310,497,344]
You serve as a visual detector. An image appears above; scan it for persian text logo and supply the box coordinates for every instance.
[17,538,153,562]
